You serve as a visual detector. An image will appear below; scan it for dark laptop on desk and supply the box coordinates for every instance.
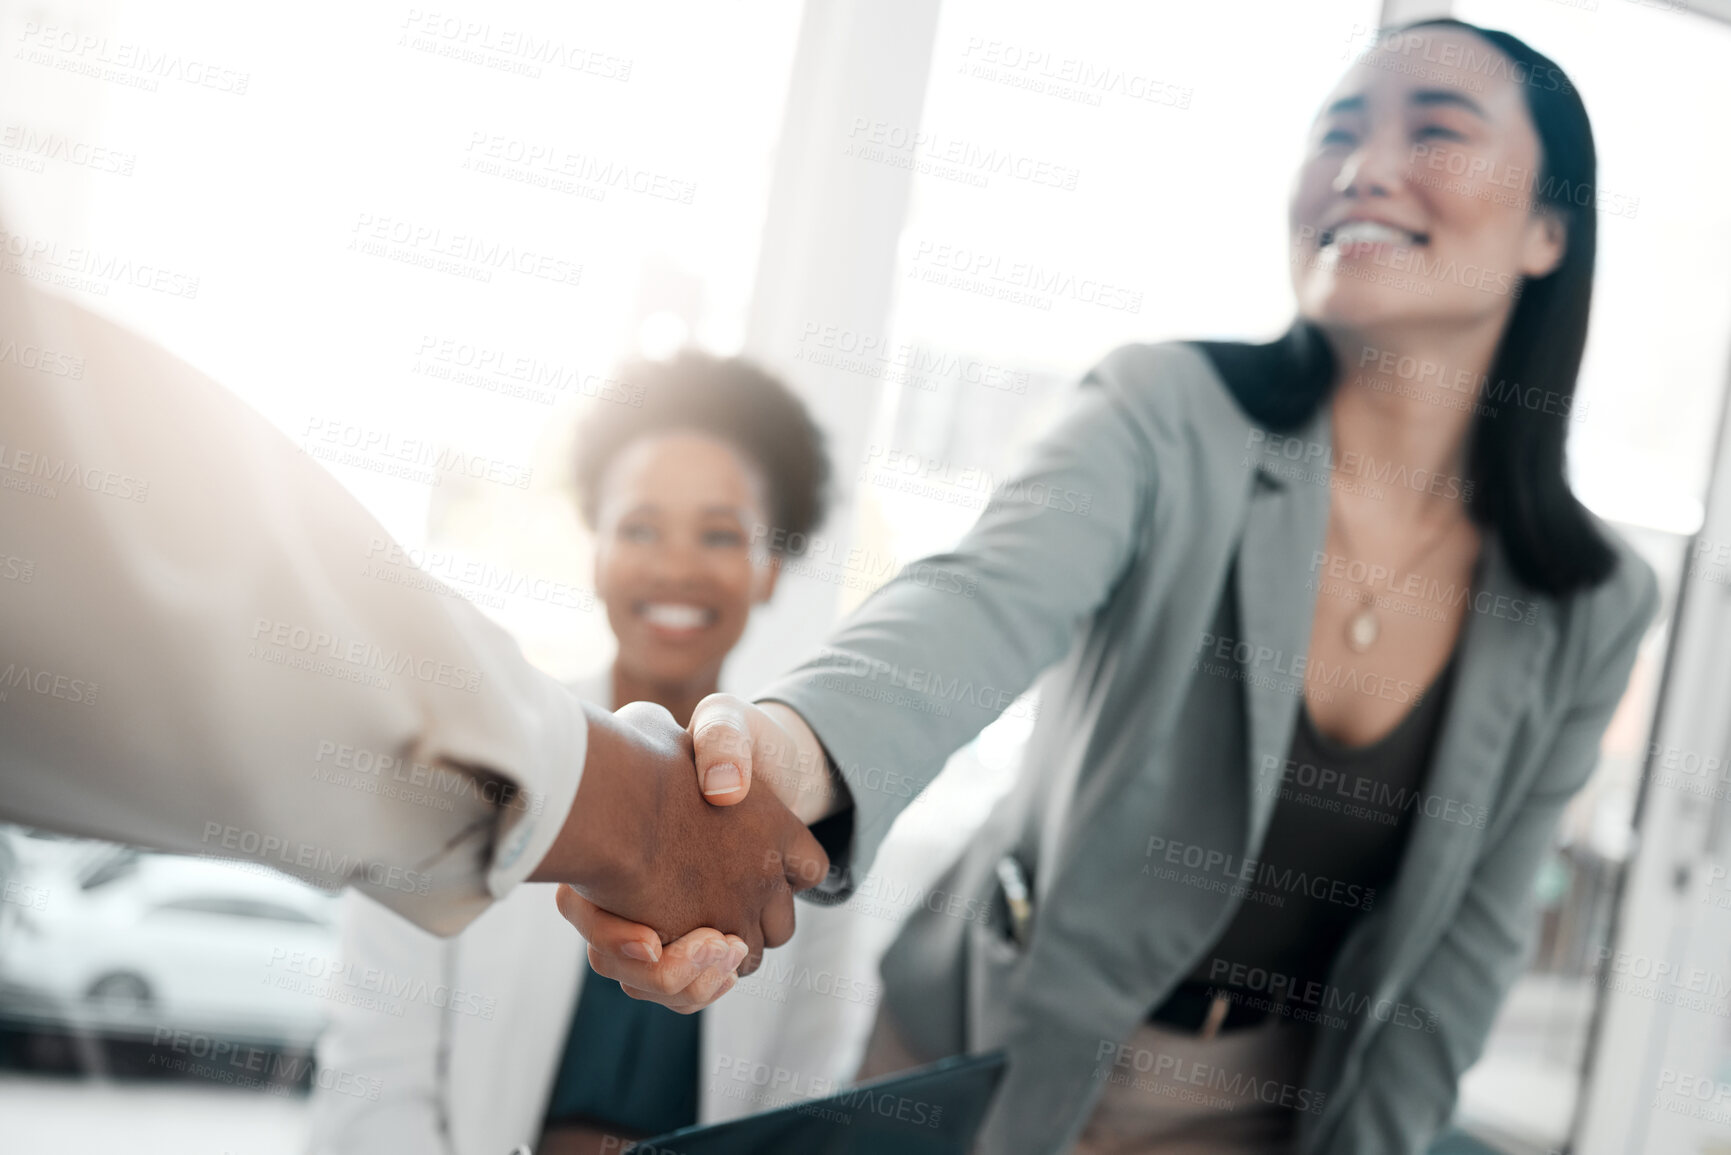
[624,1051,1008,1155]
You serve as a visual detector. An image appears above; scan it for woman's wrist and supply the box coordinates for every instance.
[755,701,846,825]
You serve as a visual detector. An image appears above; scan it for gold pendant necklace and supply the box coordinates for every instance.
[1346,593,1380,653]
[1329,493,1462,654]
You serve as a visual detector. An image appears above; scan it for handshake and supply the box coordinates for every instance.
[527,696,844,1013]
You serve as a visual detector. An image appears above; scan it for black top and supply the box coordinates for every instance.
[1178,644,1459,1002]
[540,957,701,1137]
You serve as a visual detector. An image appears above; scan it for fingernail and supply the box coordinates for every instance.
[729,942,749,970]
[702,762,743,795]
[621,940,659,963]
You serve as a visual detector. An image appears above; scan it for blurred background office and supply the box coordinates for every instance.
[2,0,1730,1152]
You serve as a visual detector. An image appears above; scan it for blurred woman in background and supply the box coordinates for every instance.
[309,352,857,1155]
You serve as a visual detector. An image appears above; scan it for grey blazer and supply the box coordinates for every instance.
[762,339,1660,1155]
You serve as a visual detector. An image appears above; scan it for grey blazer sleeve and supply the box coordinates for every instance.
[757,348,1158,896]
[1320,552,1660,1153]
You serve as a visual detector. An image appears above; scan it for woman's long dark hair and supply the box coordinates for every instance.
[1195,18,1616,597]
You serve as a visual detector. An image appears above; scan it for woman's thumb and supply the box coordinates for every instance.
[689,693,754,805]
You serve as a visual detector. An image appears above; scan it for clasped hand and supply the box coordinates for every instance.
[533,699,830,1013]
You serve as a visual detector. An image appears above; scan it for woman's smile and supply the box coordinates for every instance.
[1318,216,1432,259]
[635,599,721,639]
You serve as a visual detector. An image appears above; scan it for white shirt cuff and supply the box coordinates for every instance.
[485,683,587,897]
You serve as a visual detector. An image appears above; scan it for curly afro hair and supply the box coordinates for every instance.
[573,350,830,554]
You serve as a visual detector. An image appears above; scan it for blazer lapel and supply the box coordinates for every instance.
[1302,527,1559,1143]
[1349,534,1556,978]
[1234,404,1332,848]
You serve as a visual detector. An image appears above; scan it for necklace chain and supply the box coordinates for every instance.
[1327,491,1462,653]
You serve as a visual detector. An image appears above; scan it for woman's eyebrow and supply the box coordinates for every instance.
[1410,88,1489,120]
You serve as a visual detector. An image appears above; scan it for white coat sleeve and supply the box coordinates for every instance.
[0,272,585,935]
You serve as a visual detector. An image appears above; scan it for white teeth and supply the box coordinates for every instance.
[1328,221,1418,247]
[641,603,712,630]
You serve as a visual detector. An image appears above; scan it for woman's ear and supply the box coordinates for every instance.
[753,555,782,604]
[1520,208,1567,279]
